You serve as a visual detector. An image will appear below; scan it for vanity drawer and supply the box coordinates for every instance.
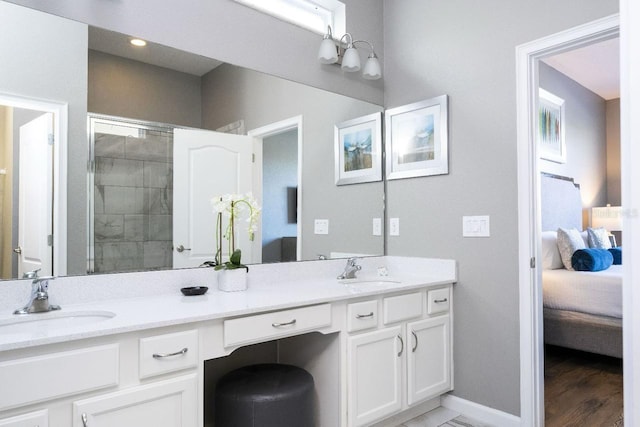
[139,330,198,379]
[383,292,422,324]
[0,344,119,410]
[347,300,378,333]
[224,304,331,347]
[427,288,450,315]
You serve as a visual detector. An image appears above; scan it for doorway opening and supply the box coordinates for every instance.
[248,116,303,263]
[0,94,67,280]
[516,15,620,426]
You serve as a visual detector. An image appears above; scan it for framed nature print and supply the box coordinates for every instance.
[334,112,383,185]
[538,88,566,163]
[385,95,449,180]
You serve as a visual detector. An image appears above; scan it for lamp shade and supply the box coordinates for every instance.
[362,55,382,80]
[591,206,622,231]
[318,38,338,64]
[341,47,361,72]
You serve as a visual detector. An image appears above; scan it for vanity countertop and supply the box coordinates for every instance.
[0,256,456,352]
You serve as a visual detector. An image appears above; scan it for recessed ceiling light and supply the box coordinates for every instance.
[130,38,147,47]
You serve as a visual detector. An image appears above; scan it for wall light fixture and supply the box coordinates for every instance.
[318,26,381,80]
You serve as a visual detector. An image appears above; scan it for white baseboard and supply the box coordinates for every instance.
[441,394,521,427]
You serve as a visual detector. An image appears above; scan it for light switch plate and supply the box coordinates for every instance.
[389,218,400,236]
[314,219,329,235]
[372,218,382,236]
[462,215,490,237]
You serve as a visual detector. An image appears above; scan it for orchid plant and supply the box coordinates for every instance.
[211,193,261,271]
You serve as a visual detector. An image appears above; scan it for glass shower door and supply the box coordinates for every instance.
[88,115,174,274]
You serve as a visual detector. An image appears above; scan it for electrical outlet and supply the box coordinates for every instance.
[389,218,400,236]
[372,218,382,236]
[314,219,329,235]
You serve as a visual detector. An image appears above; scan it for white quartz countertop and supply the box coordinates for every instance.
[0,256,456,352]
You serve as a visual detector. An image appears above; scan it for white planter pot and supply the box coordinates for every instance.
[218,268,248,292]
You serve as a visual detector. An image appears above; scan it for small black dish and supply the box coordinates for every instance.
[180,286,209,296]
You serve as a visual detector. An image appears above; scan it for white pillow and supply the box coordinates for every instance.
[556,227,586,270]
[587,227,612,249]
[541,231,564,270]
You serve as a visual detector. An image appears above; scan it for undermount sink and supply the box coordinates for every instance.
[0,310,116,335]
[338,278,402,286]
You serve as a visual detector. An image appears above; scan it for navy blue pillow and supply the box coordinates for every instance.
[608,247,622,265]
[571,248,613,272]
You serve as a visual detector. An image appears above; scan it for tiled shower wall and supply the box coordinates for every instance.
[93,130,173,273]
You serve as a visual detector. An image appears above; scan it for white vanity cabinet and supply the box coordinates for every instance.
[0,326,200,427]
[347,286,453,427]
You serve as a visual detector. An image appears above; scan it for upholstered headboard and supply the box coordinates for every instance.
[540,173,583,231]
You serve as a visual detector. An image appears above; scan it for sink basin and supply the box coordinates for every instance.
[0,310,116,335]
[338,278,402,286]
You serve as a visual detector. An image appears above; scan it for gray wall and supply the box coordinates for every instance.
[606,98,621,205]
[0,1,88,275]
[88,50,202,128]
[201,64,384,259]
[382,0,618,416]
[6,0,383,105]
[262,130,298,263]
[539,62,607,221]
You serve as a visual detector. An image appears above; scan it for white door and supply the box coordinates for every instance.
[348,325,403,427]
[406,316,451,405]
[173,129,255,268]
[17,113,53,278]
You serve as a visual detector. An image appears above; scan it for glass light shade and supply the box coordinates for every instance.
[318,38,338,64]
[341,47,361,72]
[362,55,382,80]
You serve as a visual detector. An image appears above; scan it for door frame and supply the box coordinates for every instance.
[0,93,67,277]
[515,14,619,426]
[248,116,303,261]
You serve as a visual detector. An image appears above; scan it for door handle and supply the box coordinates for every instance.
[397,335,404,357]
[13,246,22,254]
[412,330,418,352]
[176,245,191,253]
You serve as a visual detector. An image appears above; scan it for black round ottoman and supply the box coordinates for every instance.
[214,363,315,427]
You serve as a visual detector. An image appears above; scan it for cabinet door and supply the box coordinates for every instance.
[407,316,451,405]
[73,374,197,427]
[348,325,403,427]
[0,410,48,427]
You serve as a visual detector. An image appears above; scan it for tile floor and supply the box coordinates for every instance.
[395,407,492,427]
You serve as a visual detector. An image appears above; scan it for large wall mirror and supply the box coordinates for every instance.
[0,1,385,280]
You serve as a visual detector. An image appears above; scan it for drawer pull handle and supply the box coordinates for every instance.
[153,347,188,358]
[356,312,374,319]
[412,330,418,352]
[272,319,297,328]
[397,335,404,357]
[82,413,89,427]
[434,298,448,303]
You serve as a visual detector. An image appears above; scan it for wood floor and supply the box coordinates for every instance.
[545,345,623,427]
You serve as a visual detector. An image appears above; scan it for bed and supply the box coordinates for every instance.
[540,173,622,358]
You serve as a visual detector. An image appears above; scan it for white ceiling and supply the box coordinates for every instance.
[88,27,223,77]
[542,37,620,100]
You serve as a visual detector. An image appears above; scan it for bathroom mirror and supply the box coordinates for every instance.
[0,2,385,280]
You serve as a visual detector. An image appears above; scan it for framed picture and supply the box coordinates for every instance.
[334,112,382,185]
[385,95,448,180]
[538,88,566,163]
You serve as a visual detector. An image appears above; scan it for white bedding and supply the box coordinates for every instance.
[542,265,622,318]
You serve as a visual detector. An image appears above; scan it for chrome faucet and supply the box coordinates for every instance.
[14,277,61,315]
[337,257,362,280]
